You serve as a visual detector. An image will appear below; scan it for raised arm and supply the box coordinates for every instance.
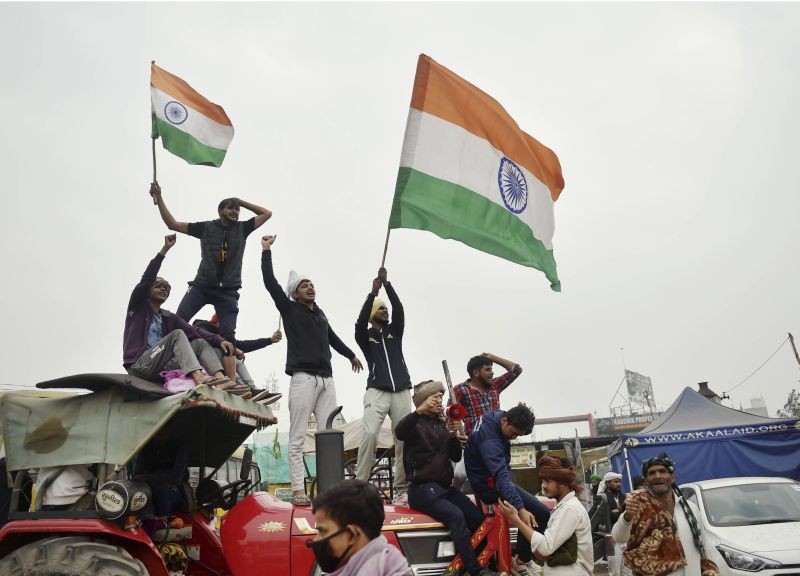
[237,198,272,229]
[260,236,291,312]
[150,183,189,234]
[128,235,175,310]
[381,268,404,336]
[482,352,516,371]
[354,276,380,354]
[236,330,281,353]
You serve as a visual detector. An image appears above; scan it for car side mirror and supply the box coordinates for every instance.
[240,448,253,481]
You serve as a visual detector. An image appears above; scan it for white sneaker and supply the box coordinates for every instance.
[511,557,542,576]
[392,491,408,506]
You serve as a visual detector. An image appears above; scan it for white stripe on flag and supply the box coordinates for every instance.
[151,86,234,150]
[400,109,555,249]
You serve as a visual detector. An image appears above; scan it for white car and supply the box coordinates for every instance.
[679,477,800,576]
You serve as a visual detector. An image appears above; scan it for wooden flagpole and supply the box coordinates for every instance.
[150,60,159,205]
[380,228,391,268]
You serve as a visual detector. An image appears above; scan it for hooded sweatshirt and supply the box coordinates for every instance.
[463,410,523,510]
[123,253,222,367]
[328,535,412,576]
[261,251,355,377]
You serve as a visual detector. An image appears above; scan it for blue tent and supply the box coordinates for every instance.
[608,387,800,491]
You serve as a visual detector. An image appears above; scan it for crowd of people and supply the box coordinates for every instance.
[125,189,719,576]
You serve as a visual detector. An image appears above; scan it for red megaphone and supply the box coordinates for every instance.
[446,403,467,421]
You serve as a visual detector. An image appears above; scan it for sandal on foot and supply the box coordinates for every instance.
[228,387,253,399]
[201,376,231,388]
[259,393,282,406]
[223,383,251,394]
[291,494,312,506]
[251,388,275,402]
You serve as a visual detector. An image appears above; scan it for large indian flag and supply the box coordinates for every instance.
[389,55,564,291]
[150,63,234,167]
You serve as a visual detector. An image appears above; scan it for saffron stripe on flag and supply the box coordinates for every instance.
[151,86,234,151]
[390,167,560,291]
[150,64,232,126]
[410,54,564,201]
[400,109,554,249]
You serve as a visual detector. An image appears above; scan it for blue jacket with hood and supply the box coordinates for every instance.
[463,409,523,510]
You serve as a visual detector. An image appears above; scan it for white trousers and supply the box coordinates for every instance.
[288,372,337,492]
[608,543,628,576]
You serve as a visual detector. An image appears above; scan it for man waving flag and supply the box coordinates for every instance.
[150,62,234,167]
[389,54,564,291]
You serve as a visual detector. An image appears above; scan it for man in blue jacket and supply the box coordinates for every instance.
[464,405,550,576]
[354,267,412,504]
[123,235,240,390]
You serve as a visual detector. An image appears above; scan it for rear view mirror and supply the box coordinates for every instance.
[240,448,253,481]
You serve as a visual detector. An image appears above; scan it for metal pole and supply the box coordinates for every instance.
[789,332,800,370]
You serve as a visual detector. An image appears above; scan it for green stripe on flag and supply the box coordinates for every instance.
[152,115,228,167]
[389,167,560,291]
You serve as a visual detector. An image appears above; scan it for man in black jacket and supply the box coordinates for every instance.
[354,267,412,504]
[261,234,363,506]
[192,316,283,402]
[396,381,502,576]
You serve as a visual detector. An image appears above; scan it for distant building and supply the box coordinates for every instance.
[740,396,769,418]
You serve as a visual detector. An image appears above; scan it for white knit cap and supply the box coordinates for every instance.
[286,270,310,299]
[603,472,622,482]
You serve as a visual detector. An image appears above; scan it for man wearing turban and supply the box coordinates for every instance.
[611,453,719,576]
[354,267,413,505]
[499,456,593,576]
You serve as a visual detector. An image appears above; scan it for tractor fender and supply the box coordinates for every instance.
[0,518,169,576]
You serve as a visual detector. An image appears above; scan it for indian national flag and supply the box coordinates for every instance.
[150,63,234,167]
[389,55,564,291]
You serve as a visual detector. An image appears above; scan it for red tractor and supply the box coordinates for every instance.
[0,373,531,575]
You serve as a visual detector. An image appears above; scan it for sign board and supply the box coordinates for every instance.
[625,370,653,405]
[510,445,537,469]
[595,413,661,436]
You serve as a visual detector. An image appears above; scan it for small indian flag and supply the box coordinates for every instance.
[150,63,234,167]
[389,55,564,291]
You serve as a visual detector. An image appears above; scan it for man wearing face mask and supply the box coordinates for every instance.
[306,480,412,576]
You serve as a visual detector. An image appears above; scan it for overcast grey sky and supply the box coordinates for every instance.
[2,2,798,439]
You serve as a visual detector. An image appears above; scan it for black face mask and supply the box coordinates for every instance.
[306,526,354,573]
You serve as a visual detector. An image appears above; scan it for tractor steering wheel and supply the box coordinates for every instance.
[197,478,252,509]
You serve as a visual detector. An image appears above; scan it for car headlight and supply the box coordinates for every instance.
[716,545,783,572]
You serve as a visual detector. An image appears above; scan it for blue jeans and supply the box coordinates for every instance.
[409,482,485,576]
[176,285,240,342]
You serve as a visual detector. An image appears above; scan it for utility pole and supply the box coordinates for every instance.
[789,333,800,370]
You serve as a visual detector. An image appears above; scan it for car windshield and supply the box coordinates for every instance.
[701,482,800,527]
